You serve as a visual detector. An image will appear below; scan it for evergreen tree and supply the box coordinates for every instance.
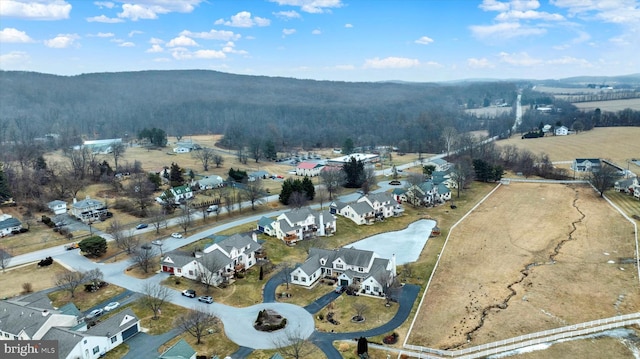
[169,162,185,187]
[279,178,295,205]
[302,176,315,200]
[263,140,277,161]
[78,236,108,257]
[0,162,11,201]
[342,138,355,155]
[342,157,364,188]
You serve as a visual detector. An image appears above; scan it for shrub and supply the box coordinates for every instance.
[318,313,324,321]
[22,283,33,294]
[338,343,350,352]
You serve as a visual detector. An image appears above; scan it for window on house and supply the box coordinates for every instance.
[374,286,379,292]
[111,336,117,343]
[358,267,364,272]
[177,269,181,273]
[365,285,370,291]
[336,264,343,269]
[4,333,8,338]
[293,276,299,281]
[84,340,87,344]
[188,270,194,276]
[301,277,306,282]
[93,346,100,354]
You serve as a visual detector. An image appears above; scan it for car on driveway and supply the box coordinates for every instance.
[389,180,401,185]
[86,308,103,319]
[135,223,148,230]
[182,289,196,298]
[197,296,213,304]
[103,302,119,311]
[171,232,183,239]
[151,240,162,246]
[64,243,79,250]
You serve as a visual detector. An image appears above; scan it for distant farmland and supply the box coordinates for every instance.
[572,98,640,112]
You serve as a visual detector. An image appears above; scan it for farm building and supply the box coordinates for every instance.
[296,162,325,176]
[326,153,380,167]
[79,138,122,154]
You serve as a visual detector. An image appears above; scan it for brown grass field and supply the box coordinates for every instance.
[496,127,640,170]
[409,183,640,352]
[572,98,640,112]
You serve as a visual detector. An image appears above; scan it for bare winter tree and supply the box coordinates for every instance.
[111,141,126,172]
[192,147,216,171]
[55,270,86,298]
[213,154,224,168]
[177,204,193,234]
[590,164,619,197]
[126,173,155,217]
[84,268,104,287]
[316,185,329,210]
[243,178,266,210]
[131,244,157,273]
[405,172,426,187]
[451,158,473,198]
[288,191,307,209]
[273,327,317,359]
[141,282,173,320]
[174,307,219,345]
[382,274,403,305]
[149,207,168,234]
[107,220,138,254]
[0,248,12,272]
[197,253,227,294]
[281,262,293,290]
[441,126,459,157]
[361,167,376,195]
[319,168,344,200]
[352,302,368,321]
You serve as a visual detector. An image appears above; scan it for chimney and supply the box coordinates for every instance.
[251,232,257,242]
[73,198,77,204]
[318,212,325,236]
[391,254,397,277]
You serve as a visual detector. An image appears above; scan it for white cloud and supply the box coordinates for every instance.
[498,51,543,66]
[479,0,509,12]
[363,57,420,69]
[221,41,248,55]
[0,28,34,43]
[333,64,355,70]
[274,10,301,19]
[467,57,495,68]
[312,29,322,35]
[117,0,203,21]
[345,23,353,28]
[0,51,30,68]
[146,44,163,53]
[282,28,296,36]
[470,22,546,39]
[180,29,240,41]
[171,48,226,60]
[128,30,143,37]
[215,11,271,27]
[149,37,164,45]
[86,15,123,23]
[269,0,343,14]
[552,0,640,25]
[546,56,591,66]
[167,35,199,47]
[495,10,564,21]
[94,32,114,38]
[0,0,71,20]
[119,42,135,47]
[415,36,434,45]
[44,33,80,48]
[94,1,114,8]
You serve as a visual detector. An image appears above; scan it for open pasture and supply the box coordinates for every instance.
[496,127,640,170]
[408,183,639,351]
[571,98,640,112]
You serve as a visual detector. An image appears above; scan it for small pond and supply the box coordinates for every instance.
[345,219,436,265]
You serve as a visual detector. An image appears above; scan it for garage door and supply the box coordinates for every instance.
[121,323,139,341]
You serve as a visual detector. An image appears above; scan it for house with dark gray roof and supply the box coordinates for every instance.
[290,247,396,297]
[71,196,107,223]
[572,158,601,173]
[330,192,402,225]
[47,200,68,215]
[270,207,336,244]
[0,300,80,341]
[161,232,261,286]
[0,214,22,237]
[405,178,451,207]
[256,216,276,236]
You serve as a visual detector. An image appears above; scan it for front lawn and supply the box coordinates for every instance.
[49,283,127,311]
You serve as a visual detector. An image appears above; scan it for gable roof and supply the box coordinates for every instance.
[47,200,67,208]
[348,201,374,216]
[281,207,315,224]
[0,300,59,338]
[258,216,275,229]
[72,197,105,210]
[0,217,21,230]
[297,162,323,170]
[159,338,196,359]
[172,185,192,195]
[86,308,138,337]
[364,192,395,204]
[162,251,197,268]
[40,327,85,359]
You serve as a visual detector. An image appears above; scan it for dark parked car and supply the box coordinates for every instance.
[135,223,148,230]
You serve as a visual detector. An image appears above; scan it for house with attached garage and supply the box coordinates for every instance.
[290,247,397,297]
[0,214,22,237]
[330,192,403,225]
[47,200,68,215]
[161,232,262,285]
[0,297,140,359]
[194,175,224,190]
[269,207,336,245]
[424,158,450,172]
[71,196,107,223]
[572,158,601,173]
[404,180,451,207]
[614,177,638,194]
[256,216,276,236]
[157,185,194,204]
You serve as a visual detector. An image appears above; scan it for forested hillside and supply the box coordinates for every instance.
[0,70,517,152]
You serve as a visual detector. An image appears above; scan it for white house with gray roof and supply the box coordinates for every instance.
[290,247,396,297]
[161,232,261,286]
[330,192,402,225]
[71,196,107,223]
[0,214,22,237]
[270,208,336,244]
[47,200,68,215]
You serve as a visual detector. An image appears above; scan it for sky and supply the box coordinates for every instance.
[1,0,639,83]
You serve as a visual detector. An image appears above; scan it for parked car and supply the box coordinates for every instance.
[171,232,183,239]
[65,243,79,250]
[206,205,219,212]
[103,302,119,311]
[198,296,213,304]
[151,240,162,246]
[135,223,148,230]
[182,289,196,298]
[335,285,346,294]
[389,180,401,185]
[86,308,103,319]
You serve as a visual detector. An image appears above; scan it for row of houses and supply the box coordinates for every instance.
[0,296,140,359]
[330,192,403,225]
[614,176,640,200]
[258,207,336,245]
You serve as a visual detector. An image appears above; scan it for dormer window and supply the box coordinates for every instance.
[320,258,326,265]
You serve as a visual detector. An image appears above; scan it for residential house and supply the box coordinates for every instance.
[0,300,80,341]
[270,208,336,244]
[295,162,325,177]
[194,175,224,190]
[330,192,403,225]
[391,188,407,203]
[572,158,601,173]
[249,170,270,181]
[554,126,569,136]
[81,138,122,154]
[432,170,458,189]
[424,158,450,172]
[173,141,200,153]
[614,177,638,193]
[405,179,451,207]
[157,185,194,204]
[0,214,22,237]
[290,247,396,297]
[158,338,196,359]
[71,196,107,223]
[47,200,68,215]
[161,232,262,285]
[257,216,276,236]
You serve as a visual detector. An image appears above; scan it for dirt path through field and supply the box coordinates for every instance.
[410,183,640,350]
